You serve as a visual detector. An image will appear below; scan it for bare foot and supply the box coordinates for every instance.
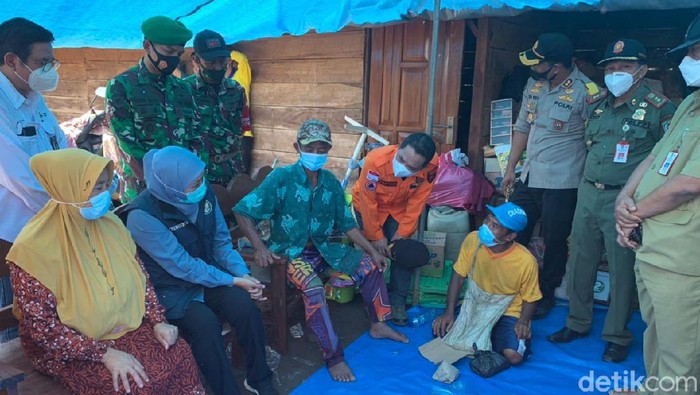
[370,322,409,343]
[328,361,356,382]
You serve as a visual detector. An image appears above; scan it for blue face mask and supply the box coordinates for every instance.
[478,224,504,248]
[300,152,328,171]
[183,181,207,204]
[79,190,112,220]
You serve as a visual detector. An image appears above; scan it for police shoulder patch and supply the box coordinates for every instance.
[585,82,600,96]
[644,91,669,109]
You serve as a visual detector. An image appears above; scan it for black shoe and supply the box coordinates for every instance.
[532,297,556,320]
[602,343,628,363]
[547,327,588,343]
[244,378,279,395]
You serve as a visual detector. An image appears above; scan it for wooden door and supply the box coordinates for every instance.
[368,19,465,152]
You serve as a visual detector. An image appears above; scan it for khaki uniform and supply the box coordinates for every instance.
[510,67,598,299]
[566,82,676,347]
[514,67,595,189]
[633,91,700,393]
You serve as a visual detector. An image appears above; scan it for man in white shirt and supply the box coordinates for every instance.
[0,18,66,340]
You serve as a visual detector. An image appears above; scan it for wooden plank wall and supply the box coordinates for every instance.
[467,16,539,173]
[42,28,367,180]
[236,28,367,178]
[45,48,142,122]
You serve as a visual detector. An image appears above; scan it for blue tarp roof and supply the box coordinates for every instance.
[1,0,698,49]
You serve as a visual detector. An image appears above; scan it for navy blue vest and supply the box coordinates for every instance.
[118,187,221,319]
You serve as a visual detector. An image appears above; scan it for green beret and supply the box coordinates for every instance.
[141,16,193,46]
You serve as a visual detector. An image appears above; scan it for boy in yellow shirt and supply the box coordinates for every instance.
[432,202,542,365]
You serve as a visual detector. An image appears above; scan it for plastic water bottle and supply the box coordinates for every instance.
[408,307,440,327]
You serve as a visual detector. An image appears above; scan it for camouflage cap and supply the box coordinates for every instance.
[141,16,192,46]
[297,119,332,146]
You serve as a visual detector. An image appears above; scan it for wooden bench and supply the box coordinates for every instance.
[212,166,299,356]
[238,252,290,355]
[0,240,69,395]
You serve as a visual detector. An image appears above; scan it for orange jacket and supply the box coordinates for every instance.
[352,145,438,240]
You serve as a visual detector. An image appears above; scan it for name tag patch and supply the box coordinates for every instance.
[169,222,188,231]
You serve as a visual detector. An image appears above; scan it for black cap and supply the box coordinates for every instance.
[389,239,430,269]
[598,38,647,65]
[520,33,574,66]
[668,14,700,59]
[193,30,230,61]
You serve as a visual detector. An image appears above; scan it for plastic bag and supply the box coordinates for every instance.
[469,343,510,378]
[433,361,460,384]
[427,153,495,215]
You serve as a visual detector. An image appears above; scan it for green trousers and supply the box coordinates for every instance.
[565,180,636,346]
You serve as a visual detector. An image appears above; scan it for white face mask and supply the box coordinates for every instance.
[605,72,634,97]
[392,156,415,178]
[604,66,643,97]
[679,56,700,87]
[15,61,59,92]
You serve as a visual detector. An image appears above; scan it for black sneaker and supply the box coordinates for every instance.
[244,378,279,395]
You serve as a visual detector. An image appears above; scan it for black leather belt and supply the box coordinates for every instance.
[585,179,622,190]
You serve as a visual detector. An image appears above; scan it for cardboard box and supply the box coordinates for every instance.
[420,231,447,278]
[593,270,610,304]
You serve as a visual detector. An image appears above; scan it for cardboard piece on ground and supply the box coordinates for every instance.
[420,231,447,278]
[594,270,610,304]
[419,337,470,365]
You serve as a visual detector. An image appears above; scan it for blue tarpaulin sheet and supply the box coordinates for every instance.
[1,0,698,48]
[292,303,646,395]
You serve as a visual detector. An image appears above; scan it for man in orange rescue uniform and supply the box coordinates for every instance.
[352,133,438,325]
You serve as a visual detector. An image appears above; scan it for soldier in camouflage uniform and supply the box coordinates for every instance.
[184,30,251,186]
[106,16,202,202]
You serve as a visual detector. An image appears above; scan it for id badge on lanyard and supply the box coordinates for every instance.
[614,141,629,163]
[658,130,687,176]
[615,122,631,163]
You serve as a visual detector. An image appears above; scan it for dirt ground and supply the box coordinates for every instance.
[230,296,370,394]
